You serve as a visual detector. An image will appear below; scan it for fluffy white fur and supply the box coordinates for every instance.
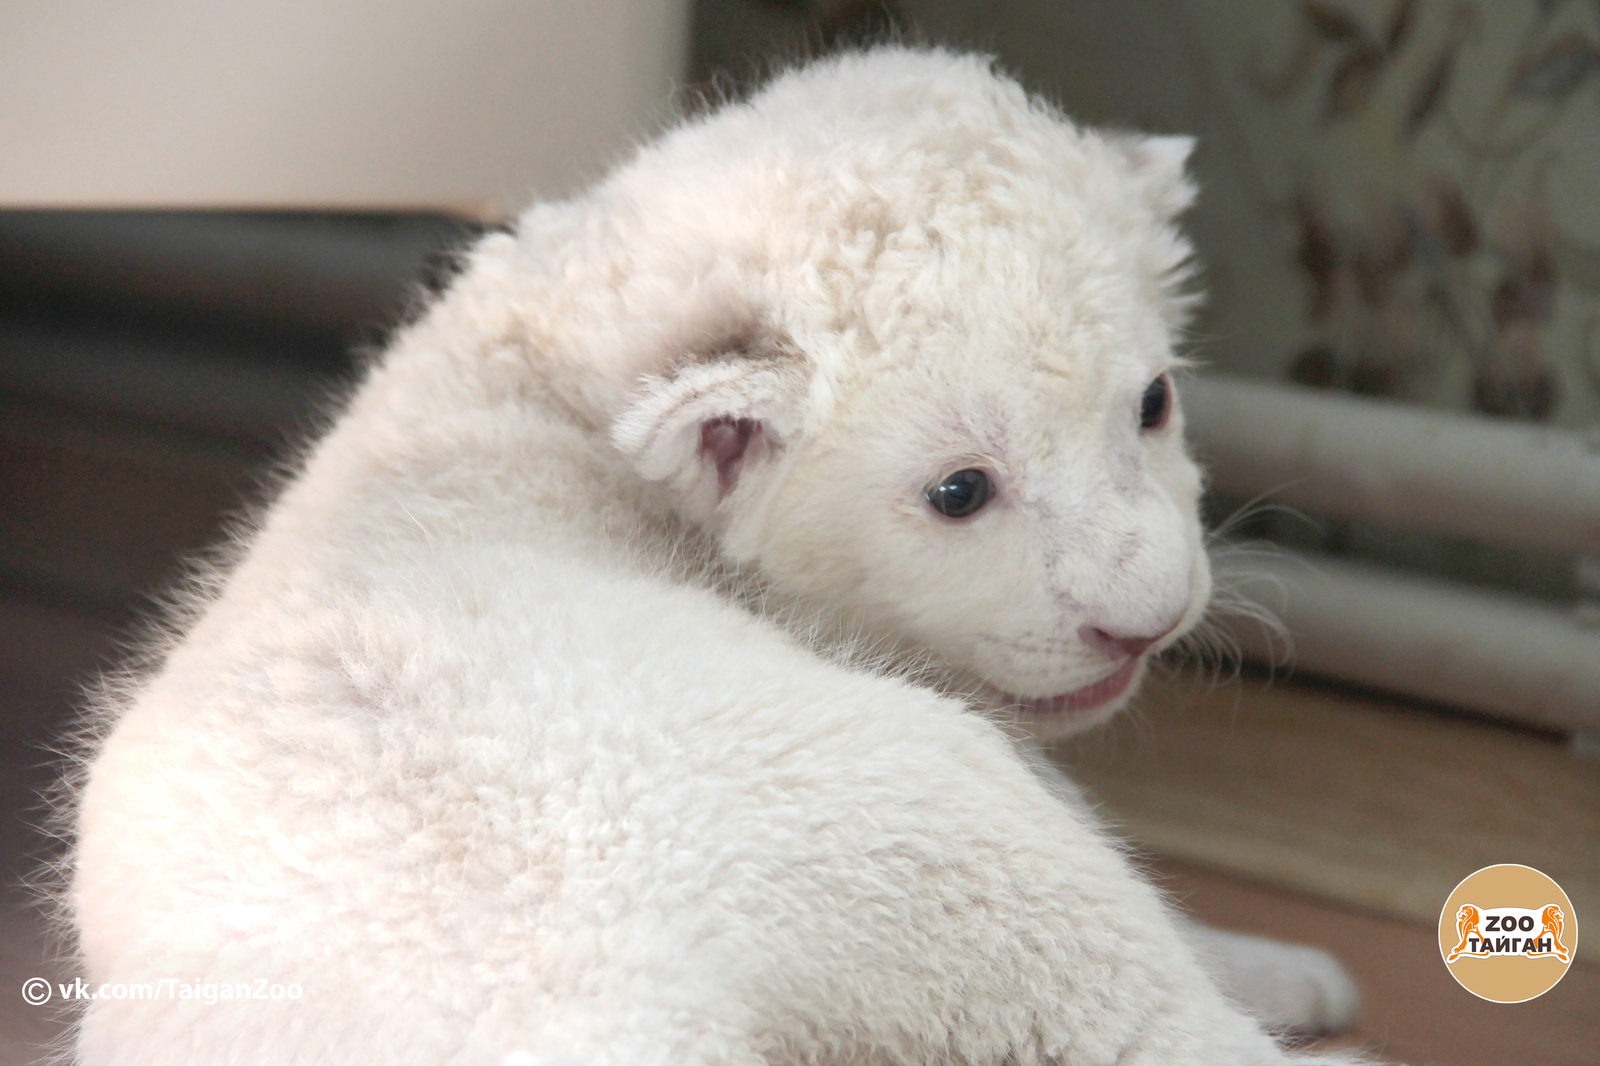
[68,48,1362,1065]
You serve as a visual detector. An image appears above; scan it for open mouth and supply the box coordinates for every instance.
[1006,657,1140,718]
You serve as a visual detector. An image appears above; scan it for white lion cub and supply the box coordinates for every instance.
[70,48,1360,1065]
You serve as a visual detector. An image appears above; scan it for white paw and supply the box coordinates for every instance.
[1188,925,1360,1034]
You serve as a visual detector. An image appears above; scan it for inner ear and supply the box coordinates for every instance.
[700,417,765,495]
[611,352,807,516]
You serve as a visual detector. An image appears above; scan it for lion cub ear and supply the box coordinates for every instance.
[612,354,808,517]
[1115,134,1197,218]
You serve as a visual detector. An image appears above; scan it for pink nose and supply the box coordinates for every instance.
[1078,623,1175,659]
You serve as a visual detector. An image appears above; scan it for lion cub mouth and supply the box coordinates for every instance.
[1006,657,1141,719]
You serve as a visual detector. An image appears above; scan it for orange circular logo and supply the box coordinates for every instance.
[1439,864,1578,1003]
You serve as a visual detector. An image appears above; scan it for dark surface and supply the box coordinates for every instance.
[0,210,482,595]
[0,210,482,888]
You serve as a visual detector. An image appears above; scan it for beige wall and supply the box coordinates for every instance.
[0,0,690,215]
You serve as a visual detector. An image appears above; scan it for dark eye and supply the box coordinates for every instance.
[1139,373,1172,432]
[926,468,991,518]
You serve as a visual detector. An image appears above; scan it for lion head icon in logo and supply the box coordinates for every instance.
[1529,905,1570,963]
[1447,904,1484,962]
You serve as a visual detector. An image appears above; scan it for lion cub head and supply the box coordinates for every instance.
[601,48,1207,739]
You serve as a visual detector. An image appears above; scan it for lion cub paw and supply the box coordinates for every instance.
[1188,924,1360,1035]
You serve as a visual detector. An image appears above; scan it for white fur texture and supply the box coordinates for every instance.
[69,49,1364,1065]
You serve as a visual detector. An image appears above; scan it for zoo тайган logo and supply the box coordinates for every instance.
[1439,864,1579,1003]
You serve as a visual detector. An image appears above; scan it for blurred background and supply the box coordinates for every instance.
[0,1,1595,1063]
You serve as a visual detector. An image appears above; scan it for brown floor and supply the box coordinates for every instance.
[1056,670,1600,929]
[1058,669,1598,1065]
[1153,857,1599,1066]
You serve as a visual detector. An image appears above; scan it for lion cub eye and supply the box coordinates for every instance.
[1139,373,1172,432]
[926,468,991,518]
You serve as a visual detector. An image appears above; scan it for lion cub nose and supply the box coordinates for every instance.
[1078,625,1169,659]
